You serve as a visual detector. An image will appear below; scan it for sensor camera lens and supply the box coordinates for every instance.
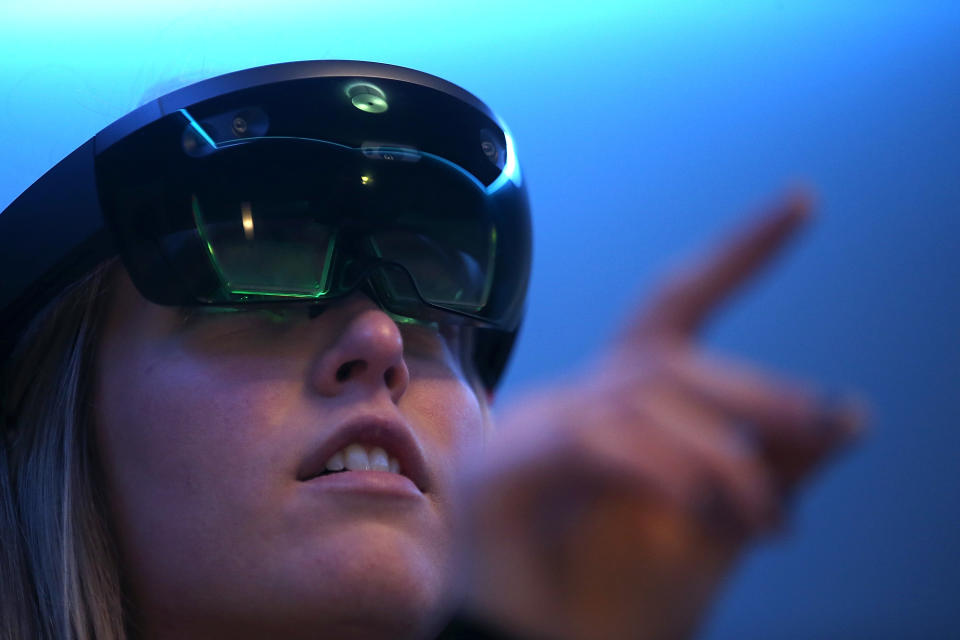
[479,129,504,168]
[345,82,389,113]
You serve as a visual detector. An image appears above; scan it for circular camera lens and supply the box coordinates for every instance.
[480,140,498,162]
[181,124,216,157]
[345,82,389,114]
[479,129,504,168]
[232,116,249,135]
[352,93,388,113]
[182,131,198,153]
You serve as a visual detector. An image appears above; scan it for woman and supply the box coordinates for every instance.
[0,60,866,640]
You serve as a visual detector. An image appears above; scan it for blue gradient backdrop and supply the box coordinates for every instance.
[2,2,957,637]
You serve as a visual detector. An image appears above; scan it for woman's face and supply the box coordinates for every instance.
[94,270,487,640]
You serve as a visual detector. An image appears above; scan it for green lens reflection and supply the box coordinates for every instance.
[190,195,336,301]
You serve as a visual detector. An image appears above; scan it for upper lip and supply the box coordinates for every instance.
[296,415,430,492]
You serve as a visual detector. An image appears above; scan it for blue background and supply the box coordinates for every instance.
[1,2,957,637]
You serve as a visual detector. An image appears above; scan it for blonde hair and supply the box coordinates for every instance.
[0,261,126,640]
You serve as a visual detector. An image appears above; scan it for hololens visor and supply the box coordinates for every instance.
[0,61,532,390]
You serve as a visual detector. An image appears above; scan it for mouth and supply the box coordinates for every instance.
[297,417,430,493]
[313,443,401,476]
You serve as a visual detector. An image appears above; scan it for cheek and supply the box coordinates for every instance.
[96,347,295,488]
[402,372,487,480]
[93,342,303,584]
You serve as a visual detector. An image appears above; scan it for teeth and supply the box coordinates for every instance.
[325,451,345,471]
[369,446,389,472]
[323,443,402,476]
[344,444,370,471]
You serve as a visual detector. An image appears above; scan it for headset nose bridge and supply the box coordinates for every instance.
[329,241,424,314]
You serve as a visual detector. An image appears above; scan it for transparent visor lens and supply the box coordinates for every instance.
[167,140,497,314]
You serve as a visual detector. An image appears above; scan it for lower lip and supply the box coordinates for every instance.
[301,470,423,499]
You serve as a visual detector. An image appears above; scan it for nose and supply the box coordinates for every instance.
[308,296,410,402]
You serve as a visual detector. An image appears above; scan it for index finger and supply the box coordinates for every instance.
[625,188,815,345]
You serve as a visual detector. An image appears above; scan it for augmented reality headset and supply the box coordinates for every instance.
[0,60,532,390]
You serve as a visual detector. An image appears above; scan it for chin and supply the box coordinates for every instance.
[275,523,460,640]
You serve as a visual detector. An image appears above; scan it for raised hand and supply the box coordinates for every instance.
[456,190,869,640]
